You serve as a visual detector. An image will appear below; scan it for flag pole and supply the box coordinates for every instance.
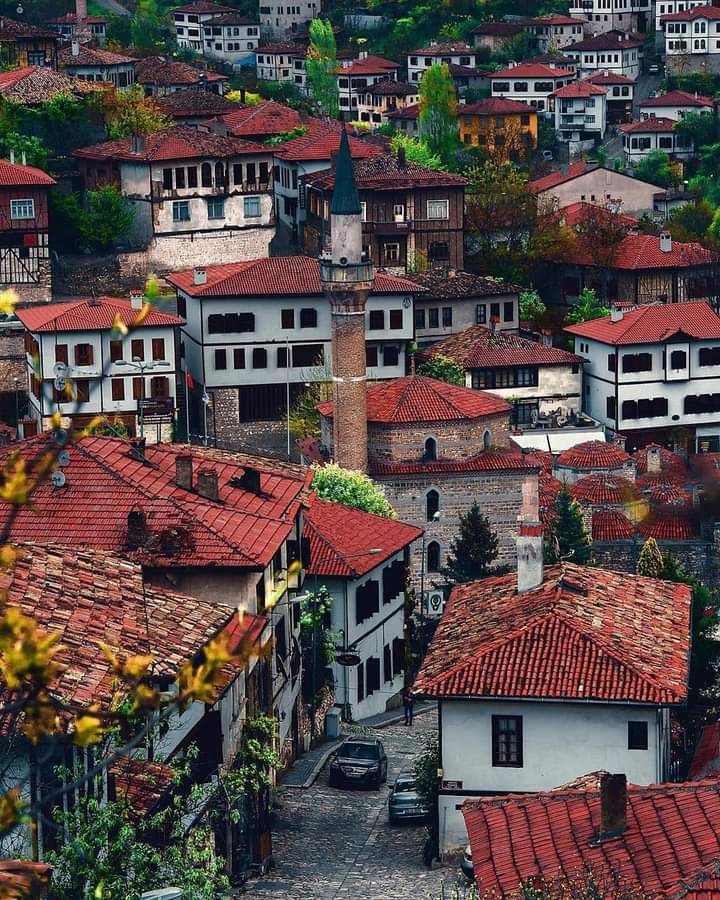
[184,365,191,443]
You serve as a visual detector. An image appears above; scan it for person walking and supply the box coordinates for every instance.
[402,687,414,726]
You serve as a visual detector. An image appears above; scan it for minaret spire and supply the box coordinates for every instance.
[320,130,374,472]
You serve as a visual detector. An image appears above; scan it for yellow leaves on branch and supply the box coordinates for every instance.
[74,707,105,748]
[0,290,17,317]
[0,608,60,692]
[0,789,23,835]
[0,451,55,508]
[100,643,160,711]
[177,632,235,709]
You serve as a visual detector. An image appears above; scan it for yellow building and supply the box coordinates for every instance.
[458,98,538,162]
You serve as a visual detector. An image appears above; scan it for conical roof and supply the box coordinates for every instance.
[330,128,361,215]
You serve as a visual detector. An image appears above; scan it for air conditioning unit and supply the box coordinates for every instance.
[427,591,446,617]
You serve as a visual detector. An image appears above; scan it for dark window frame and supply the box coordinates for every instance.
[628,720,648,750]
[492,715,523,767]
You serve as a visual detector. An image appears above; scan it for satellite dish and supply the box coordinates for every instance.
[58,450,70,467]
[53,362,67,377]
[54,376,66,392]
[51,470,66,489]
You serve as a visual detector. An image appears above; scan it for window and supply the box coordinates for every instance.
[383,345,399,367]
[429,242,449,261]
[277,347,288,368]
[244,196,261,217]
[622,398,668,419]
[299,308,317,328]
[490,303,500,320]
[175,167,186,189]
[357,661,364,702]
[383,242,400,262]
[207,313,255,333]
[292,344,324,367]
[55,344,68,365]
[685,393,720,414]
[356,579,380,624]
[608,353,616,372]
[281,308,295,329]
[392,637,404,675]
[187,166,198,188]
[111,379,125,401]
[253,348,267,368]
[369,310,384,330]
[427,199,449,220]
[384,644,392,682]
[622,352,652,373]
[426,540,440,572]
[131,339,144,361]
[132,377,143,401]
[162,168,173,190]
[206,197,225,219]
[607,396,616,418]
[75,343,93,366]
[10,199,35,219]
[214,348,227,370]
[389,309,403,330]
[670,349,687,369]
[150,376,169,398]
[415,308,426,329]
[476,304,487,324]
[492,715,523,767]
[201,162,212,187]
[424,436,437,460]
[366,657,380,695]
[503,301,514,322]
[366,346,378,367]
[628,721,648,750]
[426,489,439,521]
[699,346,720,367]
[75,380,90,404]
[173,201,190,222]
[151,338,165,361]
[471,367,539,389]
[233,348,245,369]
[429,308,439,329]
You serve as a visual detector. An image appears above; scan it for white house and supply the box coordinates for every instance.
[566,300,720,451]
[165,256,418,442]
[356,81,419,128]
[655,0,707,32]
[529,161,663,216]
[17,295,182,440]
[413,532,691,853]
[406,42,482,85]
[568,0,653,35]
[621,117,695,163]
[73,126,275,266]
[46,12,108,44]
[336,53,399,120]
[584,70,634,122]
[553,78,607,143]
[640,89,715,120]
[489,62,575,115]
[258,0,319,38]
[255,41,306,84]
[201,13,260,67]
[174,0,234,52]
[524,15,587,53]
[58,43,137,91]
[563,30,642,79]
[303,498,421,721]
[661,4,720,68]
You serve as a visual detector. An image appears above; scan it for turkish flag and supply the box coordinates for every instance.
[185,370,194,390]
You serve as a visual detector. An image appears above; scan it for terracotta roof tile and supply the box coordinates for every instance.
[553,79,607,98]
[370,451,535,476]
[204,12,256,25]
[0,157,55,186]
[74,124,265,162]
[156,87,237,117]
[47,12,108,23]
[17,296,183,332]
[110,757,175,816]
[419,325,582,369]
[221,99,303,137]
[459,97,537,115]
[338,55,399,75]
[174,0,234,12]
[642,482,693,505]
[386,103,419,120]
[556,440,630,469]
[273,121,382,162]
[570,474,641,505]
[558,201,639,229]
[567,29,642,49]
[0,16,56,38]
[527,450,555,474]
[592,508,634,540]
[404,270,521,298]
[621,116,678,133]
[305,153,468,193]
[566,301,720,343]
[529,159,589,193]
[256,40,306,55]
[369,80,417,96]
[528,14,586,24]
[463,777,720,898]
[637,507,699,540]
[409,41,475,55]
[0,65,99,103]
[661,5,720,20]
[414,561,690,702]
[135,56,228,86]
[166,255,418,297]
[59,45,136,66]
[585,71,636,85]
[641,89,714,108]
[491,61,575,78]
[690,723,720,779]
[304,497,421,577]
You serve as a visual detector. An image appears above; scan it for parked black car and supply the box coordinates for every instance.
[388,773,428,824]
[328,738,388,789]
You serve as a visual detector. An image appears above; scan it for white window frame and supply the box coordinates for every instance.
[360,200,367,222]
[244,196,262,218]
[206,196,225,219]
[172,200,191,222]
[427,199,449,220]
[10,198,35,220]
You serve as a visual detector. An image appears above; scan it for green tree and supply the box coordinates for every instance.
[441,503,508,585]
[636,536,664,578]
[305,19,338,118]
[82,185,134,251]
[416,354,465,385]
[668,198,715,243]
[414,734,440,866]
[130,0,167,54]
[634,150,677,188]
[0,132,47,170]
[519,289,546,323]
[418,63,459,168]
[311,463,396,518]
[390,132,444,170]
[674,111,719,149]
[104,86,171,140]
[565,287,610,325]
[544,488,593,564]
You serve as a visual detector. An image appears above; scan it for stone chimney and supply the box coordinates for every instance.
[660,231,672,253]
[193,267,207,286]
[127,509,147,549]
[129,436,146,459]
[130,289,144,311]
[599,773,628,838]
[196,468,219,501]
[646,445,661,474]
[175,454,193,490]
[76,0,88,22]
[517,523,544,593]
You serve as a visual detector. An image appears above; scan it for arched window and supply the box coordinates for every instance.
[215,161,225,186]
[423,437,437,461]
[483,430,492,450]
[426,489,440,521]
[427,541,440,573]
[201,162,212,187]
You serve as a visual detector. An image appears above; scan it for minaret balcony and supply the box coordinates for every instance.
[320,259,375,286]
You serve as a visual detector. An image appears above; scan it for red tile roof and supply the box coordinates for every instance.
[459,97,537,115]
[567,29,643,49]
[0,543,266,720]
[419,325,582,369]
[305,154,468,193]
[155,87,237,118]
[405,270,521,298]
[369,80,417,96]
[641,89,714,108]
[0,436,313,569]
[690,723,720,779]
[110,757,175,816]
[565,301,720,344]
[0,64,100,103]
[166,255,418,297]
[74,125,265,162]
[59,45,136,66]
[558,201,638,229]
[636,470,690,490]
[174,0,234,12]
[338,55,399,75]
[529,159,588,193]
[643,482,693,506]
[47,12,108,23]
[221,99,303,137]
[585,71,636,85]
[569,474,641,505]
[0,157,55,186]
[463,777,720,898]
[386,103,419,120]
[204,12,256,25]
[528,14,586,25]
[527,450,554,473]
[135,57,228,86]
[556,440,630,469]
[256,41,306,55]
[661,5,720,20]
[273,121,382,162]
[318,376,510,424]
[553,79,606,98]
[592,508,634,540]
[621,116,677,133]
[409,42,475,55]
[17,296,183,333]
[303,497,421,577]
[414,561,690,702]
[0,16,56,39]
[370,451,536,477]
[491,61,575,78]
[637,507,699,540]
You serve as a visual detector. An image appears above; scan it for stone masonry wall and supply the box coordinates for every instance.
[593,538,718,587]
[368,411,512,461]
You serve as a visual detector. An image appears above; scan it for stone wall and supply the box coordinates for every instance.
[666,55,720,76]
[593,537,719,586]
[368,411,512,461]
[205,388,294,459]
[0,330,25,395]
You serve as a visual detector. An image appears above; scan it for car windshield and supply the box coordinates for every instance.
[342,743,378,760]
[394,779,416,793]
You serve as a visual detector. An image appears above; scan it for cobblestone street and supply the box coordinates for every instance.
[241,713,462,900]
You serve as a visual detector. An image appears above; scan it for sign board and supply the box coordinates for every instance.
[335,652,361,667]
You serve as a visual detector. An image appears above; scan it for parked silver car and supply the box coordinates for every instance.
[387,773,428,824]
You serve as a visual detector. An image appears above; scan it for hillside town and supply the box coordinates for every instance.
[4,0,720,896]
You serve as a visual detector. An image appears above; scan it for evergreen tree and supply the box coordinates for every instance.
[440,503,507,585]
[416,354,465,386]
[418,63,458,168]
[544,488,593,564]
[305,20,338,118]
[636,537,664,578]
[565,287,610,325]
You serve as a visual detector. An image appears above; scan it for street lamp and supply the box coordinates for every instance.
[13,377,19,427]
[117,357,170,438]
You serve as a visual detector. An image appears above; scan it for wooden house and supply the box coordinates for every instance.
[0,16,57,69]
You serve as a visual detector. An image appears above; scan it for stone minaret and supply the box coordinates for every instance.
[320,130,374,472]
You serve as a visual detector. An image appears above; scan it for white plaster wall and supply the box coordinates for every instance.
[537,169,660,216]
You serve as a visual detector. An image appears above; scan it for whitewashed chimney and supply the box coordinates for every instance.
[130,289,144,310]
[193,267,207,285]
[517,523,544,592]
[660,231,672,253]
